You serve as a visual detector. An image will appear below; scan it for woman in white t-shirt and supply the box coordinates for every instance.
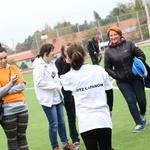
[60,43,114,150]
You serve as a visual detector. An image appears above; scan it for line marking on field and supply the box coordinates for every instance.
[25,87,34,90]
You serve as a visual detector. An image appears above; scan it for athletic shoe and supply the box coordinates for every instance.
[53,147,61,150]
[141,115,147,125]
[63,143,74,150]
[73,142,80,150]
[133,124,144,133]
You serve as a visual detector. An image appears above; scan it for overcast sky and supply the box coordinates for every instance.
[0,0,132,48]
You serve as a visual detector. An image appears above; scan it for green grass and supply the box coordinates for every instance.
[0,44,150,150]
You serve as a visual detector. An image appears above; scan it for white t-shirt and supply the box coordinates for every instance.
[60,64,112,133]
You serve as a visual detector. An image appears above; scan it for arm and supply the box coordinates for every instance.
[130,41,146,61]
[33,65,61,90]
[0,75,18,97]
[104,51,118,79]
[105,89,113,112]
[8,82,25,94]
[102,67,114,117]
[0,82,14,97]
[60,72,76,91]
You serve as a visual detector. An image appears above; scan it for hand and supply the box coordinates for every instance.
[110,111,112,117]
[11,74,18,84]
[66,55,71,63]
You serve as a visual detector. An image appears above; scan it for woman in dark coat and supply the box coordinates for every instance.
[104,26,147,133]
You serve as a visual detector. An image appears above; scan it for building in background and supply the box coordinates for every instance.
[8,50,35,71]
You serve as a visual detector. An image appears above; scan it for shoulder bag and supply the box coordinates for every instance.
[0,98,3,124]
[0,67,11,124]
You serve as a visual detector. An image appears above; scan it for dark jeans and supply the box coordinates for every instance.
[81,128,112,150]
[117,77,147,125]
[64,98,80,143]
[90,54,99,65]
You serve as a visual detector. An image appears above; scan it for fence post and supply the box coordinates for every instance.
[77,24,83,46]
[136,11,144,41]
[97,20,105,50]
[35,34,39,51]
[55,29,61,49]
[117,16,120,27]
[142,0,150,36]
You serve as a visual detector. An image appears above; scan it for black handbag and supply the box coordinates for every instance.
[0,67,11,123]
[0,98,3,124]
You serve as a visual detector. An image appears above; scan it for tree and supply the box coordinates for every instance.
[54,21,72,36]
[16,43,26,52]
[106,2,137,19]
[108,3,131,17]
[16,35,35,52]
[45,24,55,39]
[8,59,17,66]
[1,43,14,54]
[54,21,77,43]
[93,11,101,27]
[20,62,28,70]
[134,0,144,11]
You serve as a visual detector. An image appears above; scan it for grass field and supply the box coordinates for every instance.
[0,44,150,150]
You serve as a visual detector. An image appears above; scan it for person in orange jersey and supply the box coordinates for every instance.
[0,43,29,150]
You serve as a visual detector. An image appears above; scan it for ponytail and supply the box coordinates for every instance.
[67,43,86,70]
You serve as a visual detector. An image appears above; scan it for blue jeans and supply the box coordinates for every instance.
[117,77,147,125]
[64,97,80,143]
[42,102,68,149]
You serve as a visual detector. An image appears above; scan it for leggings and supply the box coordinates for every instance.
[1,110,28,150]
[81,128,112,150]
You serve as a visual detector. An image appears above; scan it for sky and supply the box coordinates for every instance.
[0,0,132,49]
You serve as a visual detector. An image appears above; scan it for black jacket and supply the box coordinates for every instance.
[55,56,73,102]
[87,41,99,56]
[104,38,146,83]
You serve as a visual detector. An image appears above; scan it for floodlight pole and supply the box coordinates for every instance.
[41,34,48,43]
[12,39,18,65]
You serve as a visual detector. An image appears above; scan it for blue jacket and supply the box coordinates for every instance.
[132,57,147,77]
[132,57,150,88]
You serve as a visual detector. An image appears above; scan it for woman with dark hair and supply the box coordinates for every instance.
[104,26,147,133]
[55,43,80,150]
[0,43,29,150]
[60,43,114,150]
[32,43,73,150]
